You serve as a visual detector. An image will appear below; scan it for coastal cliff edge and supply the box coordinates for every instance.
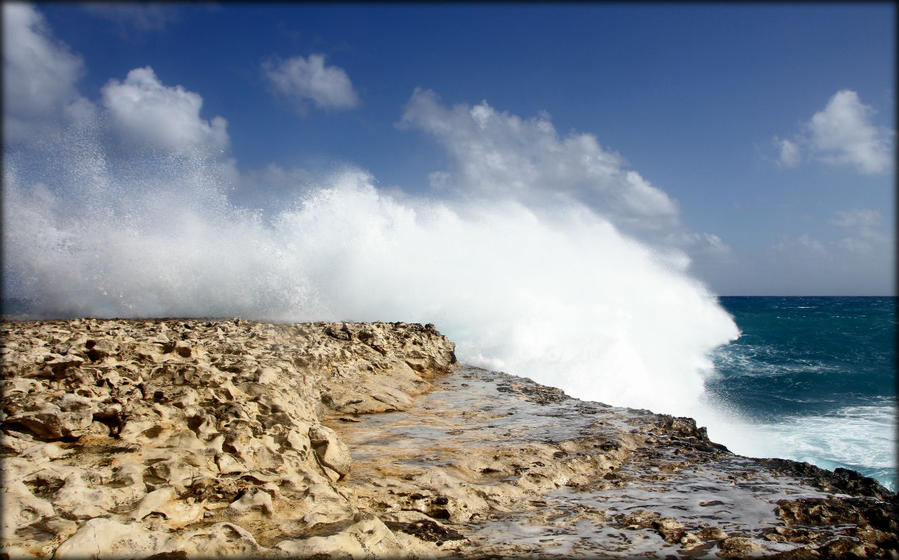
[1,319,895,559]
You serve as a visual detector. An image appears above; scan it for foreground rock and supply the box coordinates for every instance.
[1,319,896,559]
[1,319,454,559]
[335,367,898,558]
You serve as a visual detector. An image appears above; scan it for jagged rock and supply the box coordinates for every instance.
[181,522,265,556]
[275,514,405,558]
[228,488,274,516]
[54,517,175,559]
[5,394,95,440]
[717,536,762,558]
[653,517,685,543]
[1,318,895,559]
[309,424,353,477]
[40,355,85,378]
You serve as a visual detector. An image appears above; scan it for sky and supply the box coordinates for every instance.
[3,2,896,299]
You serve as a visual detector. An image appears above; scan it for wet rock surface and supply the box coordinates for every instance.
[2,319,896,559]
[335,367,898,558]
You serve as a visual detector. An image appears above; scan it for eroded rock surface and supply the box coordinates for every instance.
[333,367,898,558]
[2,319,896,559]
[2,319,454,559]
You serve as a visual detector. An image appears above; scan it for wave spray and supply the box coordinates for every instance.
[5,152,738,423]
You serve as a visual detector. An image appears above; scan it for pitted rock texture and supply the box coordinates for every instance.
[2,319,896,559]
[1,318,455,559]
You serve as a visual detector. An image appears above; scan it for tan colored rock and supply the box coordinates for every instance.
[129,487,204,529]
[228,488,274,516]
[181,522,266,557]
[1,480,56,536]
[2,318,895,559]
[717,536,763,558]
[53,517,175,559]
[310,424,353,477]
[653,517,685,543]
[6,395,94,441]
[276,514,405,559]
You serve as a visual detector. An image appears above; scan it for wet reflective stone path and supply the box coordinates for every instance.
[332,367,895,558]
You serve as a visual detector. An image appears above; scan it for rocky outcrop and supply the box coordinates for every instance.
[1,319,454,559]
[332,367,898,558]
[1,319,896,559]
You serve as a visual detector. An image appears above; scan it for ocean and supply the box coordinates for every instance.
[705,296,896,491]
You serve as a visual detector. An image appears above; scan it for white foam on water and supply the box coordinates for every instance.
[701,400,897,491]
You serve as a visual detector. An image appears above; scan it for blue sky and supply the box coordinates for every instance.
[3,2,896,301]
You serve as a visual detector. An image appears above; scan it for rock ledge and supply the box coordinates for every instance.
[2,319,895,559]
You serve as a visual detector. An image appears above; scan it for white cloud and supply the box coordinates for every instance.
[81,3,181,31]
[262,54,359,113]
[775,137,800,168]
[2,3,90,142]
[771,90,894,175]
[808,90,893,174]
[399,88,678,223]
[101,67,229,155]
[397,89,739,274]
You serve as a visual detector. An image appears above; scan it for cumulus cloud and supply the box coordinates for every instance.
[2,5,226,159]
[101,67,229,155]
[262,54,359,113]
[397,90,743,276]
[773,90,893,175]
[399,89,679,229]
[809,90,893,174]
[2,3,91,143]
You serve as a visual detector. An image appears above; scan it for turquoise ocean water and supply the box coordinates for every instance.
[707,296,896,491]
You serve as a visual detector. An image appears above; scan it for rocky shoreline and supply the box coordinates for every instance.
[1,319,896,558]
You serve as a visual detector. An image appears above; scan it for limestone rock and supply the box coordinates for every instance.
[182,522,266,557]
[5,395,95,440]
[310,424,353,477]
[228,488,274,516]
[2,318,896,559]
[276,514,405,559]
[54,517,175,559]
